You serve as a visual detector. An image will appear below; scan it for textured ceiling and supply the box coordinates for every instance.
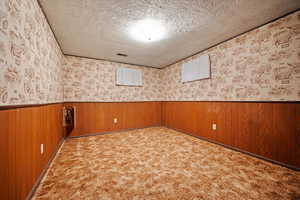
[38,0,300,68]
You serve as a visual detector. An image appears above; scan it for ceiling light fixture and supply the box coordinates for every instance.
[129,18,166,43]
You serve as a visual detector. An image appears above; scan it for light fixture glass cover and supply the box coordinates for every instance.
[129,18,166,42]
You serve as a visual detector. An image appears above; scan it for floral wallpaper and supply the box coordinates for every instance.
[161,11,300,101]
[62,11,300,102]
[63,56,163,102]
[0,0,64,106]
[0,0,299,106]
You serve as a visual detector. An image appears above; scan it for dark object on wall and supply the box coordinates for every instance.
[64,102,162,137]
[63,106,75,136]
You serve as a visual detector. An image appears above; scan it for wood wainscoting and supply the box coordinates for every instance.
[162,101,300,169]
[0,104,64,200]
[1,101,299,200]
[64,102,162,137]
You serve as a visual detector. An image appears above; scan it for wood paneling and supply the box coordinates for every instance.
[232,103,274,158]
[273,103,298,166]
[0,110,15,200]
[162,101,300,169]
[196,102,211,139]
[0,104,64,200]
[210,102,232,145]
[65,102,162,137]
[296,104,300,167]
[1,100,299,200]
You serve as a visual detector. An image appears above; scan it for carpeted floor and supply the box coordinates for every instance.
[33,127,300,200]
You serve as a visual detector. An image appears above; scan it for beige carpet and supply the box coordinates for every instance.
[33,127,300,200]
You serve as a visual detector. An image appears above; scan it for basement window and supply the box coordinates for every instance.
[116,67,142,86]
[181,54,210,83]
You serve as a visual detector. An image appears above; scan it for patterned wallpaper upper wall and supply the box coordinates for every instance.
[0,0,299,105]
[63,11,300,103]
[0,0,64,106]
[161,11,300,101]
[63,56,163,102]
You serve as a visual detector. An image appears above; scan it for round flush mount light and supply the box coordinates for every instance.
[129,19,166,43]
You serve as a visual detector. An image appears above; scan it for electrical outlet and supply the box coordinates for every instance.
[41,144,44,154]
[212,123,217,130]
[113,118,118,123]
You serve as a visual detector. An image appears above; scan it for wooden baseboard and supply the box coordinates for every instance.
[70,125,300,171]
[68,126,162,139]
[64,102,162,137]
[26,139,65,200]
[71,125,300,171]
[165,126,300,172]
[25,125,300,200]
